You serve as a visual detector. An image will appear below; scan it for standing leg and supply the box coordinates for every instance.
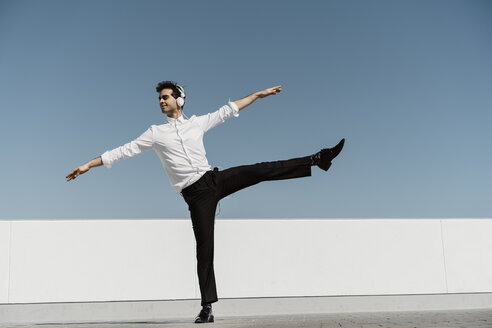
[181,173,219,307]
[190,197,218,307]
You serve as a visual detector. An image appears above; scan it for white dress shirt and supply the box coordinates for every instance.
[101,101,239,192]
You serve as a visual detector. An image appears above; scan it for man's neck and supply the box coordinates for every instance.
[166,110,182,119]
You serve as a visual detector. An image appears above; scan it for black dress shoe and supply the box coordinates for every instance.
[194,306,214,323]
[315,138,345,171]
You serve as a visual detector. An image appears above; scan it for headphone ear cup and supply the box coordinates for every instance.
[175,84,185,108]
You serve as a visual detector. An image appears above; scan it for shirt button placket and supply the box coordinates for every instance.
[175,122,195,168]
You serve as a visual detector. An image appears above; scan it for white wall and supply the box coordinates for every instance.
[442,219,492,292]
[0,221,10,304]
[0,218,491,304]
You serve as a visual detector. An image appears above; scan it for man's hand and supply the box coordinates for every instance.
[66,164,90,182]
[255,85,282,98]
[233,85,282,110]
[66,156,103,182]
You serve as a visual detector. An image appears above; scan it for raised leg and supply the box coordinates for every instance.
[215,155,312,199]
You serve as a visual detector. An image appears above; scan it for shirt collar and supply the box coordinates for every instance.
[166,114,186,124]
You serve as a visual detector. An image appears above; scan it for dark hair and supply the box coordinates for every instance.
[155,80,184,108]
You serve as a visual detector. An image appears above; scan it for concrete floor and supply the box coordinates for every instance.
[3,309,492,328]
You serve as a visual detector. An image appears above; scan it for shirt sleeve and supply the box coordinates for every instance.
[194,100,239,133]
[101,126,154,169]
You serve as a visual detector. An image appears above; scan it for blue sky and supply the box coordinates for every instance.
[0,0,491,219]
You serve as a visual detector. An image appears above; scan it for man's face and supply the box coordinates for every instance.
[159,88,179,115]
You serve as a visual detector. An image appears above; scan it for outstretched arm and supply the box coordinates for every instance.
[66,156,103,182]
[233,85,282,111]
[66,126,154,182]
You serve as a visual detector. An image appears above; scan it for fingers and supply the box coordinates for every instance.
[270,85,282,94]
[257,85,282,98]
[66,168,78,182]
[66,171,74,180]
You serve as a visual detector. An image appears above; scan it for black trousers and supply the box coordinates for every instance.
[181,155,312,306]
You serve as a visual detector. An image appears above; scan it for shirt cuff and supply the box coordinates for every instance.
[101,151,112,169]
[228,99,239,117]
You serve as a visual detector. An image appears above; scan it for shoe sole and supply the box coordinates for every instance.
[194,315,214,323]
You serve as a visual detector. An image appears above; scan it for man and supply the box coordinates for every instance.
[66,81,345,323]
